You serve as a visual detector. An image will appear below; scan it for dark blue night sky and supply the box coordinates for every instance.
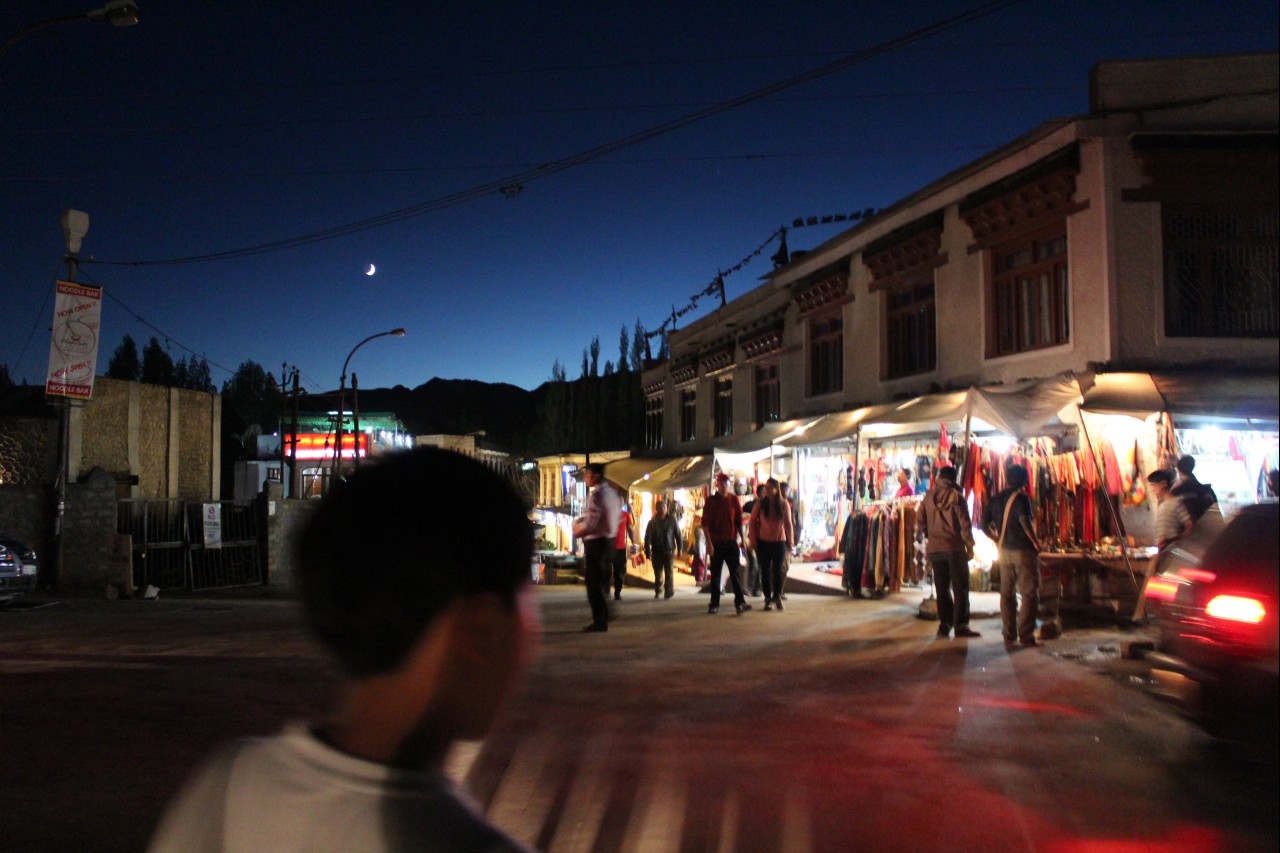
[3,1,1276,393]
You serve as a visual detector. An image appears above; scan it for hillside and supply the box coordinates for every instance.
[317,377,544,451]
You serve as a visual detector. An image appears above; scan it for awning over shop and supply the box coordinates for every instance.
[712,418,821,455]
[662,455,714,490]
[622,456,691,492]
[605,456,685,490]
[968,373,1082,439]
[1079,372,1279,423]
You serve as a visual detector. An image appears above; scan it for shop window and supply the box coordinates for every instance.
[884,276,936,379]
[754,363,780,428]
[679,387,697,443]
[712,376,733,438]
[645,393,664,451]
[808,314,843,397]
[1163,208,1279,338]
[989,229,1069,357]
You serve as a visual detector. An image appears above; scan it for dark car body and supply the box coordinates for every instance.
[0,536,40,602]
[1148,502,1279,743]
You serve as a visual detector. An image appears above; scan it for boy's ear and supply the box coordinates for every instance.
[445,593,513,664]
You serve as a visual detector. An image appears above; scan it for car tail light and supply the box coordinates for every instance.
[1205,594,1267,625]
[1145,576,1181,602]
[1178,568,1216,584]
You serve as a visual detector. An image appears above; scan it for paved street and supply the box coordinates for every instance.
[2,584,1276,853]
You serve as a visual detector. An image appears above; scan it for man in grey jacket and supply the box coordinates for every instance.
[920,466,980,639]
[644,498,682,600]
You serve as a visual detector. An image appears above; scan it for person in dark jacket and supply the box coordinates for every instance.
[981,463,1042,648]
[1171,454,1217,521]
[644,499,682,600]
[920,466,979,639]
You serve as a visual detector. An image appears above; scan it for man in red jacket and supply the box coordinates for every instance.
[701,473,751,615]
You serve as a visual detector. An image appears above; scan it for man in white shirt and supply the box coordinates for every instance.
[1148,469,1193,550]
[149,448,538,853]
[572,462,620,632]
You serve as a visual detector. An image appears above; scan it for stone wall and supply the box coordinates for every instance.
[260,481,317,591]
[60,467,119,591]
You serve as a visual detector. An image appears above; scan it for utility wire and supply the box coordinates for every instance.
[91,0,1025,268]
[79,270,239,379]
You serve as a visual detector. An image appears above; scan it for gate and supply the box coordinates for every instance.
[186,501,262,590]
[116,499,263,591]
[117,499,188,590]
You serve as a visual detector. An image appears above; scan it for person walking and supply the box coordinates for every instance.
[611,494,637,601]
[749,478,794,611]
[644,498,682,599]
[1147,469,1194,551]
[981,463,1042,648]
[920,466,979,639]
[701,472,751,615]
[741,483,766,596]
[778,480,800,599]
[573,463,620,633]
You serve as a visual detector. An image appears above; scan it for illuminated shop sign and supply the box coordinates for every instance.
[286,433,368,460]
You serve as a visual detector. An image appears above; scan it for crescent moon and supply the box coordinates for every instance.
[365,263,376,276]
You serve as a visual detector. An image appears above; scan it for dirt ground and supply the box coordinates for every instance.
[2,584,1275,852]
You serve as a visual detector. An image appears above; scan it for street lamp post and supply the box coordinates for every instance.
[1,2,139,62]
[331,328,405,490]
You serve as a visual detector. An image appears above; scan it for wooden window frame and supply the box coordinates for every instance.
[807,313,843,397]
[1162,205,1279,338]
[712,375,733,438]
[644,392,664,451]
[679,387,697,443]
[754,362,780,428]
[882,272,937,380]
[986,225,1070,358]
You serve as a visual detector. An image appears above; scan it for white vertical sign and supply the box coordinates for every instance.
[45,280,103,400]
[202,503,223,549]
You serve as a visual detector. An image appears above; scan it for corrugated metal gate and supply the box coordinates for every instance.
[116,499,262,591]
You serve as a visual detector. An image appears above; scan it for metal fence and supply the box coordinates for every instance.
[116,499,262,591]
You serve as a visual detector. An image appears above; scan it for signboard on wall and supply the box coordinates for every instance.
[45,280,103,400]
[202,503,223,549]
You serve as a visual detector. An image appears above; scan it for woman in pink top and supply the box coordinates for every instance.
[749,478,794,611]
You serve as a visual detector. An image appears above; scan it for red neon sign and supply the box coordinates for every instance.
[285,433,368,460]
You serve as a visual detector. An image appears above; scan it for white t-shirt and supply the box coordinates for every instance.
[1156,496,1192,545]
[148,722,532,853]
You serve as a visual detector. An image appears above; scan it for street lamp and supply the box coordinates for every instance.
[331,328,405,489]
[1,2,139,61]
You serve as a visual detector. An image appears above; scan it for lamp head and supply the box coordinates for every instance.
[87,1,140,27]
[61,209,90,255]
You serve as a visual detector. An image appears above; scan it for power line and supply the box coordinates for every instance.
[2,85,1078,137]
[90,0,1027,268]
[79,270,239,379]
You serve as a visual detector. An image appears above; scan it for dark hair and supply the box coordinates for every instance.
[760,478,783,519]
[296,447,532,678]
[1006,463,1029,490]
[584,462,606,478]
[1147,469,1174,486]
[1176,455,1195,475]
[936,466,958,484]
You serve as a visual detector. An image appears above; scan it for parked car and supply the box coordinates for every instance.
[0,535,40,603]
[1146,502,1278,747]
